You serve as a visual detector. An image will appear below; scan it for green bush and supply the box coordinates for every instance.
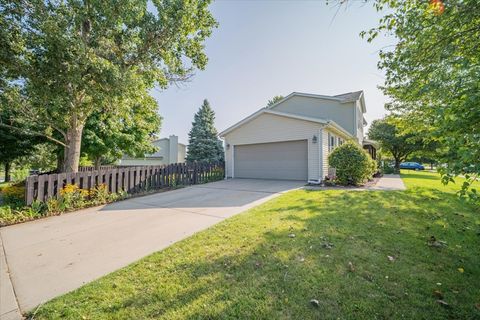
[328,141,377,186]
[0,182,25,207]
[381,162,395,174]
[0,201,45,226]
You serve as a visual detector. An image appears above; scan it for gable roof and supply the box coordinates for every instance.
[266,91,366,113]
[218,108,351,138]
[219,90,366,138]
[335,90,363,101]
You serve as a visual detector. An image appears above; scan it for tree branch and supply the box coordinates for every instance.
[0,123,68,148]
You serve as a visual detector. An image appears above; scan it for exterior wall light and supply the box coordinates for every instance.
[312,135,318,144]
[226,143,231,149]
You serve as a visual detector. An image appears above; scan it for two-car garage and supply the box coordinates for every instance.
[233,140,308,181]
[220,91,366,183]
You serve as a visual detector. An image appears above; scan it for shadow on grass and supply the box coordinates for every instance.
[33,187,480,320]
[400,171,441,180]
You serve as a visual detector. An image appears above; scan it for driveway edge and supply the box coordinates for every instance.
[0,233,22,320]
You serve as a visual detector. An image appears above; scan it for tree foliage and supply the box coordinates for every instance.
[186,99,224,163]
[0,0,216,172]
[328,141,376,186]
[363,0,480,198]
[0,103,45,181]
[81,89,161,168]
[266,95,284,107]
[368,117,423,172]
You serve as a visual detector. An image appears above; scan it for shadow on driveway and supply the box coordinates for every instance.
[102,179,305,211]
[0,179,303,314]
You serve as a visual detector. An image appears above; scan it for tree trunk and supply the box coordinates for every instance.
[4,162,11,182]
[64,123,84,173]
[56,147,65,172]
[94,157,101,170]
[394,158,401,174]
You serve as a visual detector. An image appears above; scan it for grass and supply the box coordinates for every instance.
[32,171,480,319]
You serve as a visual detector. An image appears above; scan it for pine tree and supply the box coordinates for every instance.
[186,100,224,162]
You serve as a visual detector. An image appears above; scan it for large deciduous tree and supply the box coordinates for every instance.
[368,117,422,172]
[186,99,224,162]
[0,0,216,172]
[362,0,480,197]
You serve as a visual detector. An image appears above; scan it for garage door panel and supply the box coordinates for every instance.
[234,140,308,180]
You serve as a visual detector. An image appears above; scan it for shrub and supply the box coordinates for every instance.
[382,162,395,174]
[0,183,128,227]
[60,184,88,209]
[0,201,45,226]
[90,184,110,205]
[1,183,25,207]
[46,198,62,214]
[328,141,377,186]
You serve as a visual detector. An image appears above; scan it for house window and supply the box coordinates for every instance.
[328,134,336,152]
[338,138,344,146]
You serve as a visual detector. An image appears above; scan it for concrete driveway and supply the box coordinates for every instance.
[0,179,303,317]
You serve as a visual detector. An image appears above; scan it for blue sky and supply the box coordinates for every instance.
[151,1,393,144]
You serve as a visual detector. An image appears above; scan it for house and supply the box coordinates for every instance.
[219,91,375,183]
[119,135,186,166]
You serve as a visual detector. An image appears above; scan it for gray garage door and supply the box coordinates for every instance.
[234,140,308,180]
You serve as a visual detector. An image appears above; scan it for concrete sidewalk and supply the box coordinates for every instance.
[368,174,406,191]
[0,179,303,316]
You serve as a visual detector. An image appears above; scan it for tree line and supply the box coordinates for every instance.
[0,0,217,178]
[364,0,479,200]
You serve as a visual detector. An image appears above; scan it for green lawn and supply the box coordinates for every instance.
[33,171,480,319]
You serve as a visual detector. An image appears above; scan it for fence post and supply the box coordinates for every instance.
[25,175,36,205]
[37,175,46,203]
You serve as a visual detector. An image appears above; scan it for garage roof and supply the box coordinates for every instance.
[219,91,365,138]
[219,109,351,139]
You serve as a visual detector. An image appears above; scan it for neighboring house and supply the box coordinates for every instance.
[219,91,376,183]
[119,135,186,166]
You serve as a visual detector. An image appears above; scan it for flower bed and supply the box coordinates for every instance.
[0,183,127,227]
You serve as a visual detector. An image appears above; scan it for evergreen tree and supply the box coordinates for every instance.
[186,100,224,162]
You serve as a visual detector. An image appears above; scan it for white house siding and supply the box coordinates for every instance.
[120,136,186,166]
[271,96,356,137]
[321,129,329,179]
[355,101,364,143]
[151,139,170,163]
[223,113,324,181]
[178,144,186,164]
[119,158,166,166]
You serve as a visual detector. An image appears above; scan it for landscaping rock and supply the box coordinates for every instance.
[310,299,320,307]
[288,233,296,238]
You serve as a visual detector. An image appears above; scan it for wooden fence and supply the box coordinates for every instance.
[25,162,224,205]
[78,165,130,172]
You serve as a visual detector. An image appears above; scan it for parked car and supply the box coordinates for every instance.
[400,162,425,171]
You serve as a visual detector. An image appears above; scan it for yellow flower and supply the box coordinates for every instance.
[60,184,79,196]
